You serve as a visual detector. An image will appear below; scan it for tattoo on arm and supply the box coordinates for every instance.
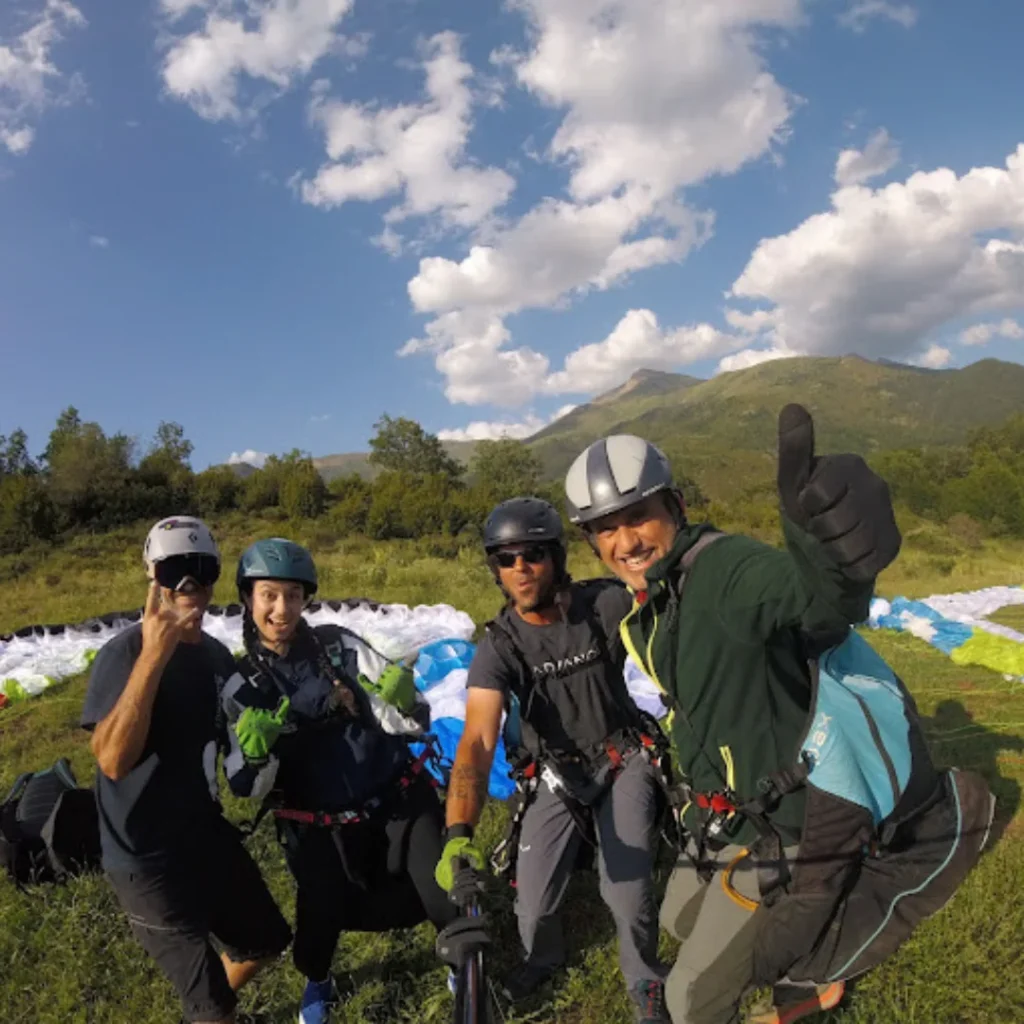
[450,763,487,804]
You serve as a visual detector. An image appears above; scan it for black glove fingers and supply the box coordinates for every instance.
[800,454,866,517]
[777,403,816,526]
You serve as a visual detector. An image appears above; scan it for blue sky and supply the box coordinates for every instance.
[2,0,1024,470]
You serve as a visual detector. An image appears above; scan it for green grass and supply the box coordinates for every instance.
[987,604,1024,633]
[2,529,1023,1022]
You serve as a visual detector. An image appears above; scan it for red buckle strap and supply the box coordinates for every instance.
[605,739,625,771]
[695,792,736,816]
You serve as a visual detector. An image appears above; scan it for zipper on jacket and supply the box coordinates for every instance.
[848,688,901,809]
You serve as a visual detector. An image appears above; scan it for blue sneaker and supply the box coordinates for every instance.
[299,978,335,1024]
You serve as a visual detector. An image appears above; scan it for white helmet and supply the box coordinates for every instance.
[564,435,676,525]
[143,516,220,577]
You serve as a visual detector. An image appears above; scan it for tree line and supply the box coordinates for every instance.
[872,413,1024,540]
[0,410,575,555]
[6,402,1018,560]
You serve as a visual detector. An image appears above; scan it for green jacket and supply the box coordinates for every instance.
[620,518,875,846]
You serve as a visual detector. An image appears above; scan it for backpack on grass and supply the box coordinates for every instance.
[0,758,101,888]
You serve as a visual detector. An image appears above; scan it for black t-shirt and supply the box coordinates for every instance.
[468,579,637,760]
[80,625,236,872]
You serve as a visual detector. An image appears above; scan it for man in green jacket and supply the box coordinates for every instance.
[562,405,902,1024]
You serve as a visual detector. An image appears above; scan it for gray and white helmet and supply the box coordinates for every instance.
[143,516,220,575]
[564,435,675,525]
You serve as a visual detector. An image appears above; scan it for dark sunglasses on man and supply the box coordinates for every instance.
[153,554,221,595]
[492,544,550,569]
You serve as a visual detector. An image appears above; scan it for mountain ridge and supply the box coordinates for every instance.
[223,356,1024,486]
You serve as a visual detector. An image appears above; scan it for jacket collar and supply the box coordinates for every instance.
[636,522,721,598]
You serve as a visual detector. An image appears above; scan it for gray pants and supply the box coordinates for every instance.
[661,844,800,1024]
[513,752,666,989]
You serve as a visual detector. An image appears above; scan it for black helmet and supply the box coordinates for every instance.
[564,435,675,525]
[483,497,565,553]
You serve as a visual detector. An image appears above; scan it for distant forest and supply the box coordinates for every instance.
[1,405,1022,558]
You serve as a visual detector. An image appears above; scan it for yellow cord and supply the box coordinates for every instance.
[721,848,760,912]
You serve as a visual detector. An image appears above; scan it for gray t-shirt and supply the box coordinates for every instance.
[468,579,637,761]
[80,625,236,871]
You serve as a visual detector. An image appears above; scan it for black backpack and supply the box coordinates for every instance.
[0,758,101,887]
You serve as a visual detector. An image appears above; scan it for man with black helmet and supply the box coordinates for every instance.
[81,516,291,1024]
[434,497,670,1023]
[562,409,906,1024]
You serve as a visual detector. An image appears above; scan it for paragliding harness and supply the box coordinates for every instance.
[655,531,997,985]
[483,599,678,887]
[238,633,448,888]
[0,758,101,889]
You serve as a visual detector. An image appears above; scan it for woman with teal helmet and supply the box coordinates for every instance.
[220,538,458,1024]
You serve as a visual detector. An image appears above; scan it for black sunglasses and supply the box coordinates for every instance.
[154,554,220,592]
[493,545,550,569]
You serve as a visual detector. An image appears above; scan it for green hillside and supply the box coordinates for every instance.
[227,356,1024,497]
[527,355,1024,484]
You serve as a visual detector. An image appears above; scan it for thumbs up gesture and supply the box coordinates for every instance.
[777,404,901,581]
[234,697,291,763]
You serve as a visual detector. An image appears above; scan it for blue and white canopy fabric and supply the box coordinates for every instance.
[868,585,1024,681]
[409,638,668,799]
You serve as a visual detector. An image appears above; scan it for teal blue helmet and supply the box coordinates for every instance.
[236,538,318,598]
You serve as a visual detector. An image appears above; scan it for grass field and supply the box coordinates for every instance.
[1,517,1023,1023]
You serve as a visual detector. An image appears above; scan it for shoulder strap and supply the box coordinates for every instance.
[484,618,532,703]
[680,529,728,575]
[2,772,34,812]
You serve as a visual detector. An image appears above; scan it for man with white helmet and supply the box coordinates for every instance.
[81,516,291,1024]
[562,410,895,1024]
[564,409,994,1024]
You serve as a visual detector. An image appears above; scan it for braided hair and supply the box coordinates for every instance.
[240,597,359,718]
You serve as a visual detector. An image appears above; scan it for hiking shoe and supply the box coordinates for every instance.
[499,962,557,1002]
[299,978,336,1024]
[629,978,670,1023]
[748,981,845,1024]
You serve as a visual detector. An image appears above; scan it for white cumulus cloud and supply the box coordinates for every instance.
[404,0,804,407]
[500,0,801,203]
[728,143,1024,367]
[909,344,952,369]
[835,128,899,188]
[545,309,735,395]
[959,317,1024,346]
[838,2,917,32]
[0,0,86,155]
[716,345,798,374]
[228,449,269,467]
[437,403,578,442]
[301,32,515,239]
[161,0,359,122]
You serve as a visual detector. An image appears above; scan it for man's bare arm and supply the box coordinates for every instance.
[91,648,169,781]
[445,687,504,830]
[91,583,198,781]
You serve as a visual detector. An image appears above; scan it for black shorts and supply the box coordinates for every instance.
[108,821,292,1022]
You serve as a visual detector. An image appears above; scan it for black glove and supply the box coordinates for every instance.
[449,863,486,909]
[435,913,492,968]
[777,403,901,581]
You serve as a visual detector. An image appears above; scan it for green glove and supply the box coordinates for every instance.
[359,663,417,714]
[234,697,290,762]
[435,835,485,892]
